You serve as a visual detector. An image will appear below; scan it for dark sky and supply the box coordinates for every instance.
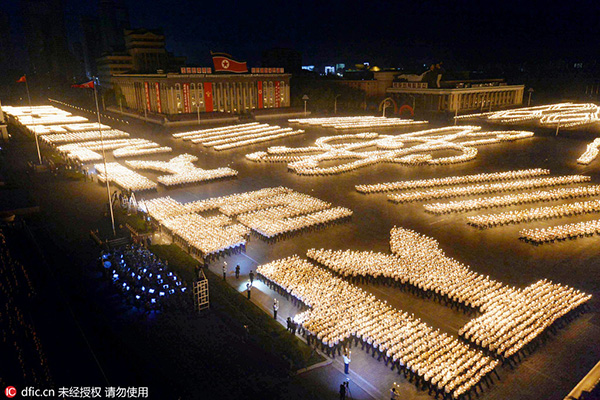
[4,0,600,69]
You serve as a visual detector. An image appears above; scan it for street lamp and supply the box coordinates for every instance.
[334,94,341,115]
[302,94,309,116]
[382,99,391,117]
[527,88,534,107]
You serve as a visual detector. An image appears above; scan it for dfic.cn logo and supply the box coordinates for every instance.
[5,386,16,398]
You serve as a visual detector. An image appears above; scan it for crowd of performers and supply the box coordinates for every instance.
[0,230,53,390]
[99,244,189,312]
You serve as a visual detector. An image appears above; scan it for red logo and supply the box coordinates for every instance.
[221,59,230,69]
[5,387,16,398]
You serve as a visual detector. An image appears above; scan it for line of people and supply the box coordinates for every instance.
[467,199,600,228]
[424,185,600,214]
[355,168,550,194]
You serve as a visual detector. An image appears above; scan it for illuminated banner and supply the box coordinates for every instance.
[274,81,281,108]
[144,82,151,111]
[257,81,263,109]
[183,83,191,113]
[155,82,162,114]
[204,82,214,112]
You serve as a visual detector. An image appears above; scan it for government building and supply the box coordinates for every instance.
[336,69,524,115]
[111,69,290,116]
[386,80,524,113]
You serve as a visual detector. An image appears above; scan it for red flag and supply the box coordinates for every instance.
[257,81,263,109]
[182,83,191,113]
[203,82,214,112]
[211,52,247,73]
[71,80,94,89]
[16,75,26,83]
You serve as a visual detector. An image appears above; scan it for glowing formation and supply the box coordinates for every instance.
[423,186,600,214]
[520,219,600,243]
[247,126,534,175]
[287,226,590,360]
[388,175,589,203]
[577,138,600,164]
[112,142,172,158]
[173,122,304,150]
[356,168,550,193]
[456,102,600,128]
[141,188,352,257]
[288,116,428,130]
[258,255,499,398]
[95,162,158,192]
[125,154,237,186]
[3,105,89,126]
[40,129,130,144]
[466,200,600,228]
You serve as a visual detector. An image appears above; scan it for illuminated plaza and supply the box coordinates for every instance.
[1,100,599,400]
[1,1,600,399]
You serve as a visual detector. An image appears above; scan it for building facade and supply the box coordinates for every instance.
[124,29,167,73]
[112,72,291,115]
[336,69,524,113]
[338,71,397,97]
[387,81,524,113]
[97,53,134,86]
[97,28,185,88]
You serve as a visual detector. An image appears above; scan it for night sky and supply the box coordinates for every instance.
[3,0,600,69]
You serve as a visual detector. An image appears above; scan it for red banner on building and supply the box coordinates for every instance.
[155,82,162,114]
[182,83,191,113]
[274,81,281,108]
[203,82,214,112]
[144,81,151,111]
[257,81,263,109]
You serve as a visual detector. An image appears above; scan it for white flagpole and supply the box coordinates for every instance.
[24,76,42,164]
[93,78,116,236]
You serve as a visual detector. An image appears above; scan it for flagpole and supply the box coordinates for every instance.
[93,77,116,236]
[24,75,41,164]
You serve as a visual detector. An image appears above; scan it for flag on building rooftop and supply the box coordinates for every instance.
[211,52,248,73]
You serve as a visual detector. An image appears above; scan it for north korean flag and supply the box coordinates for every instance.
[211,51,248,73]
[71,80,95,89]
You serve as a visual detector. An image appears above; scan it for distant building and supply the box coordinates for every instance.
[338,71,397,97]
[111,70,290,116]
[97,53,134,86]
[337,68,524,113]
[262,48,302,74]
[124,28,168,73]
[97,28,185,87]
[79,16,101,79]
[387,79,524,113]
[20,0,72,83]
[98,0,130,53]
